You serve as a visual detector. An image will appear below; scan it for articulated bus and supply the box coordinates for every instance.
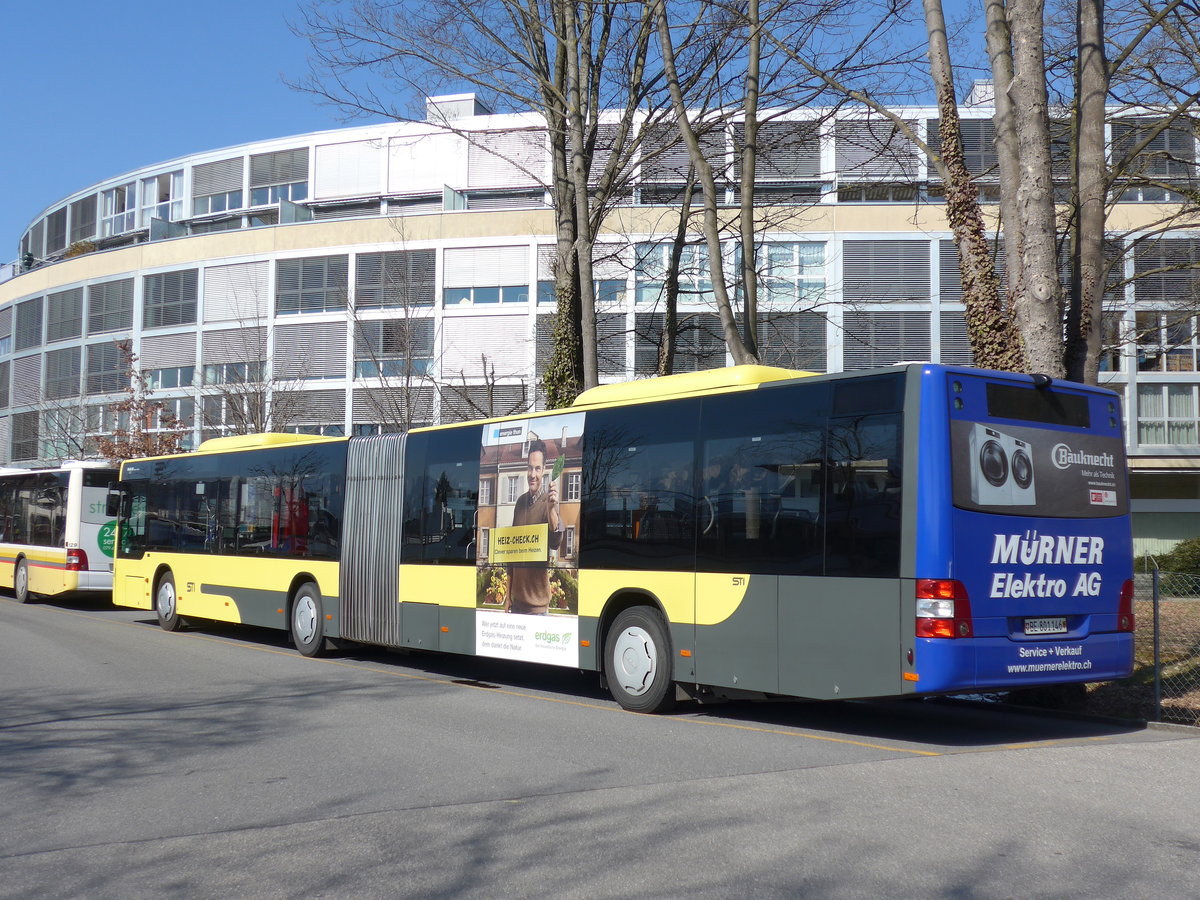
[108,365,1133,712]
[1,461,120,603]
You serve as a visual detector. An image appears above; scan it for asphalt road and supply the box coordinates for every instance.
[2,596,1198,899]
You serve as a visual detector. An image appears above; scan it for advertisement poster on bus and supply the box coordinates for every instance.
[475,412,585,667]
[949,419,1128,518]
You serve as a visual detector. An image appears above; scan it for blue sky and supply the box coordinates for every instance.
[0,0,390,259]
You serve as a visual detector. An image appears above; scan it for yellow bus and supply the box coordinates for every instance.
[1,461,120,602]
[109,364,1133,712]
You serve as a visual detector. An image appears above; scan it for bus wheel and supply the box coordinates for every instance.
[14,559,32,603]
[606,606,676,714]
[291,583,326,658]
[155,572,183,632]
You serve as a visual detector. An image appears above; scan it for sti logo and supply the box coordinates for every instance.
[1089,490,1117,506]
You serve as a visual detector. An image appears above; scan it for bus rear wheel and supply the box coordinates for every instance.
[606,606,676,714]
[14,559,32,603]
[155,572,183,632]
[291,583,326,658]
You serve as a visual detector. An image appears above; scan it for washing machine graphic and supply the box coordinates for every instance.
[969,424,1036,506]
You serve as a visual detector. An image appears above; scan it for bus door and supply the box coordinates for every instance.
[695,384,829,697]
[73,468,120,588]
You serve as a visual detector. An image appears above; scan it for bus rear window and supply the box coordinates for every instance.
[986,383,1090,428]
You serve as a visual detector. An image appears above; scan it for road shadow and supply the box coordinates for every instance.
[97,608,1172,751]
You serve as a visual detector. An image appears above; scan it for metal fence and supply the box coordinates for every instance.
[1131,569,1200,726]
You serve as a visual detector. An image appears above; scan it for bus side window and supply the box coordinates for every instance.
[401,426,481,564]
[698,383,827,576]
[825,413,902,577]
[579,398,699,571]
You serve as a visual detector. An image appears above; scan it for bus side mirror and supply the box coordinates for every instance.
[106,488,124,518]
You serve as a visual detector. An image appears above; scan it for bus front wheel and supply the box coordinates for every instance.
[14,559,31,603]
[291,583,326,658]
[155,572,183,632]
[606,607,676,714]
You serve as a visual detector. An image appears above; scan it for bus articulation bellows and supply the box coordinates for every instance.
[108,364,1134,711]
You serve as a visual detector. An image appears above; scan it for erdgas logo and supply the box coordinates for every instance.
[1051,442,1115,470]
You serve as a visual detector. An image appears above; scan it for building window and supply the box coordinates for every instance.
[837,183,921,203]
[14,298,43,351]
[0,361,10,410]
[1136,311,1200,372]
[537,278,626,307]
[102,182,138,236]
[46,208,68,255]
[355,250,436,308]
[87,343,127,395]
[46,288,84,343]
[45,348,81,400]
[636,242,714,306]
[634,312,725,375]
[479,527,490,559]
[479,478,494,506]
[204,361,263,385]
[354,319,434,377]
[505,474,521,504]
[147,366,196,389]
[843,311,932,369]
[747,311,828,373]
[564,525,576,558]
[250,148,309,206]
[443,285,528,305]
[192,157,245,217]
[927,118,997,178]
[755,242,825,306]
[88,279,134,334]
[12,412,39,461]
[201,393,263,439]
[144,269,198,328]
[69,195,98,244]
[86,404,129,452]
[276,256,348,314]
[153,397,195,429]
[1137,384,1198,445]
[193,190,243,216]
[140,171,184,226]
[565,471,581,502]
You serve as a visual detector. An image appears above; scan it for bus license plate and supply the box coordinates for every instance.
[1024,616,1067,635]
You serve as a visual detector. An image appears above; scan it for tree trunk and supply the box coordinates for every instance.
[652,0,757,366]
[1065,0,1108,384]
[925,0,1024,371]
[738,0,762,358]
[563,0,600,390]
[1005,0,1066,377]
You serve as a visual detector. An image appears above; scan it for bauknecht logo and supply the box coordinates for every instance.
[1051,443,1114,470]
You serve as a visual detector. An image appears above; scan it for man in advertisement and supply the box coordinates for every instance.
[504,438,562,615]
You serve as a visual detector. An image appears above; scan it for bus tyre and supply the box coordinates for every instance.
[606,607,676,714]
[14,559,31,603]
[291,583,326,658]
[155,572,183,632]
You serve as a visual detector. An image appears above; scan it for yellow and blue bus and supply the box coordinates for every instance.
[108,364,1133,711]
[1,461,120,603]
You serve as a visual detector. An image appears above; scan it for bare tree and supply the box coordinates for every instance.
[94,341,190,462]
[293,0,673,403]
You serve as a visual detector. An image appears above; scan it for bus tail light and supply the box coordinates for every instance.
[915,579,973,639]
[1117,579,1135,632]
[66,549,89,572]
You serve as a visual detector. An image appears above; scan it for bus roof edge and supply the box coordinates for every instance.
[570,365,814,408]
[196,433,342,453]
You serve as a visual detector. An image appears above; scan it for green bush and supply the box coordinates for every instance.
[1146,536,1200,575]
